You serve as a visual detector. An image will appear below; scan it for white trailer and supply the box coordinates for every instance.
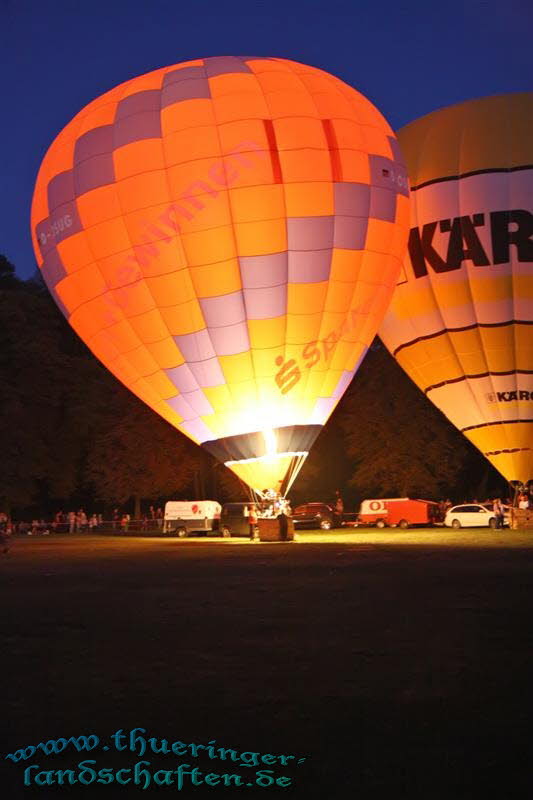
[163,501,222,537]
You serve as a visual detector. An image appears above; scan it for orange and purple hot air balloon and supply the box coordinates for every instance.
[31,56,410,494]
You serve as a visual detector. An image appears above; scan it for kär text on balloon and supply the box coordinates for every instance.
[407,209,533,279]
[486,390,533,403]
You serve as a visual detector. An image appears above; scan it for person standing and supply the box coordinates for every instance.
[493,498,504,529]
[518,493,529,510]
[278,507,289,541]
[248,504,258,540]
[0,513,11,554]
[79,509,88,532]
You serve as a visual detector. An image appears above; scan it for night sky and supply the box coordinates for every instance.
[1,0,532,279]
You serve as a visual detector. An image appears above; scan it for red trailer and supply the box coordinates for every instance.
[357,498,442,528]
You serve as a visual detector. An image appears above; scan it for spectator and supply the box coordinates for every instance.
[248,504,258,540]
[518,493,529,510]
[113,508,120,530]
[334,490,344,514]
[492,498,505,529]
[0,513,12,554]
[68,511,76,534]
[156,507,163,530]
[278,503,291,541]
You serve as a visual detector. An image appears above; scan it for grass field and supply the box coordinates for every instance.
[2,531,533,798]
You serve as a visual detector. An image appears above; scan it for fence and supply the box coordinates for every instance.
[14,519,169,536]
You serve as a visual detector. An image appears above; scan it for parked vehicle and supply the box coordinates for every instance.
[444,503,510,529]
[356,498,442,528]
[163,501,221,537]
[220,503,264,536]
[291,503,341,531]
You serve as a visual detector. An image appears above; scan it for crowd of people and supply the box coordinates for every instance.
[0,505,166,539]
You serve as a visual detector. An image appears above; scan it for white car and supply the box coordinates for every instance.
[444,503,509,529]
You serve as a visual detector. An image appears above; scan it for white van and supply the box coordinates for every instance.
[163,501,222,537]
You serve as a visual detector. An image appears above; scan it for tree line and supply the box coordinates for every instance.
[0,254,505,518]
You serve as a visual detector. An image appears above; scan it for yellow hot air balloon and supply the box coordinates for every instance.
[380,93,533,485]
[31,56,410,495]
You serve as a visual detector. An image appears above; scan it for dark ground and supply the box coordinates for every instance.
[1,532,532,799]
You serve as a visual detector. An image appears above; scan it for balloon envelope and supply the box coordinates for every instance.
[31,56,409,493]
[379,93,533,484]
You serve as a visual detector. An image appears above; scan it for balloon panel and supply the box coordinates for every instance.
[31,57,409,492]
[380,94,533,483]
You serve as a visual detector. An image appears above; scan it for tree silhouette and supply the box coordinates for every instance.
[86,401,203,517]
[0,253,19,288]
[0,258,506,516]
[337,342,503,500]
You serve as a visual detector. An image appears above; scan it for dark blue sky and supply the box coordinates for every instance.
[2,0,532,278]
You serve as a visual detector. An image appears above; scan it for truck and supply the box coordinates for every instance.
[163,501,222,537]
[356,498,442,529]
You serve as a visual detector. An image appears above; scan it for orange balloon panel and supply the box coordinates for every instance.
[31,56,409,493]
[380,93,533,484]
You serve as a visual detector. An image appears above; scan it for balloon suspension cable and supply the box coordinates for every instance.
[249,453,308,506]
[249,487,262,504]
[282,453,308,496]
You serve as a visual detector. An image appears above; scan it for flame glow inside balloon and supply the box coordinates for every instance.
[31,56,410,493]
[380,93,533,484]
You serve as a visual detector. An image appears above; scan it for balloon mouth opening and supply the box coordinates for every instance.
[224,451,307,467]
[224,451,308,495]
[201,423,321,493]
